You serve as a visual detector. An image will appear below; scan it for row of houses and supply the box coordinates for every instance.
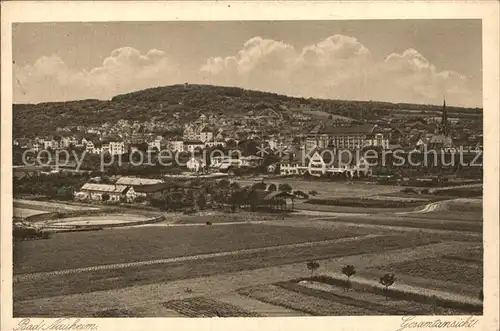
[185,155,265,172]
[15,135,228,155]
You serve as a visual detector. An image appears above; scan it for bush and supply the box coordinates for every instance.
[308,190,318,196]
[305,198,422,208]
[278,183,293,192]
[252,182,267,190]
[401,188,417,194]
[293,190,309,199]
[134,196,147,203]
[267,183,277,191]
[206,221,212,225]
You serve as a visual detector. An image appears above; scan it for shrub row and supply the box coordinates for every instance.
[305,198,424,208]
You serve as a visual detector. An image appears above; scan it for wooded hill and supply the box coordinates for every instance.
[13,84,482,137]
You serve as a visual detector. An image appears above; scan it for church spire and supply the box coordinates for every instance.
[440,98,449,135]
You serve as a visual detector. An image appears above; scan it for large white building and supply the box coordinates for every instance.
[364,133,390,149]
[108,141,126,155]
[279,148,370,178]
[305,124,389,150]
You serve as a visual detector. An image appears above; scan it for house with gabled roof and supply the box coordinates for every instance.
[279,147,370,178]
[76,183,129,202]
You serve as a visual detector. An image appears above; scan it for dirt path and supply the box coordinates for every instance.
[15,241,474,316]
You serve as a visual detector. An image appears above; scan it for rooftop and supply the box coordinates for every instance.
[116,176,164,186]
[80,183,128,193]
[314,124,376,135]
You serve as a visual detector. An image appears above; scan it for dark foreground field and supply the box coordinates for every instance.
[14,230,440,301]
[14,223,371,274]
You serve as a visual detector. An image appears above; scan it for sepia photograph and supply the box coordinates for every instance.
[1,1,499,331]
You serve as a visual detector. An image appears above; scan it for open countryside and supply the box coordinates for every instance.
[13,175,483,317]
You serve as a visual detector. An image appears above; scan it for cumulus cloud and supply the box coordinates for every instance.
[14,47,180,103]
[14,37,481,107]
[200,35,481,107]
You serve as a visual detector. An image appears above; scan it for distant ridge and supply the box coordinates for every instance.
[13,84,482,137]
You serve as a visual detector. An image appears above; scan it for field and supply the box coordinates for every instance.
[172,212,284,224]
[163,297,262,317]
[330,214,482,233]
[372,251,483,288]
[13,208,48,218]
[14,223,370,274]
[49,214,152,226]
[13,181,484,317]
[292,202,413,214]
[238,284,376,315]
[14,229,439,300]
[14,199,99,212]
[237,180,403,199]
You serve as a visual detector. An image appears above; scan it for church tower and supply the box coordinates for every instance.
[439,99,449,136]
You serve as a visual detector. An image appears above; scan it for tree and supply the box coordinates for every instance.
[56,186,74,200]
[252,182,267,190]
[134,196,147,203]
[229,182,241,191]
[341,265,356,291]
[197,194,207,210]
[183,190,196,209]
[225,139,237,149]
[278,183,292,192]
[268,183,277,191]
[248,188,259,212]
[219,179,230,189]
[293,190,309,199]
[379,273,396,299]
[306,260,320,277]
[308,190,318,196]
[101,193,110,202]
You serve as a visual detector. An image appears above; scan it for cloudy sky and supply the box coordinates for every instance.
[13,20,482,107]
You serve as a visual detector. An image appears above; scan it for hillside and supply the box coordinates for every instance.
[13,84,482,137]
